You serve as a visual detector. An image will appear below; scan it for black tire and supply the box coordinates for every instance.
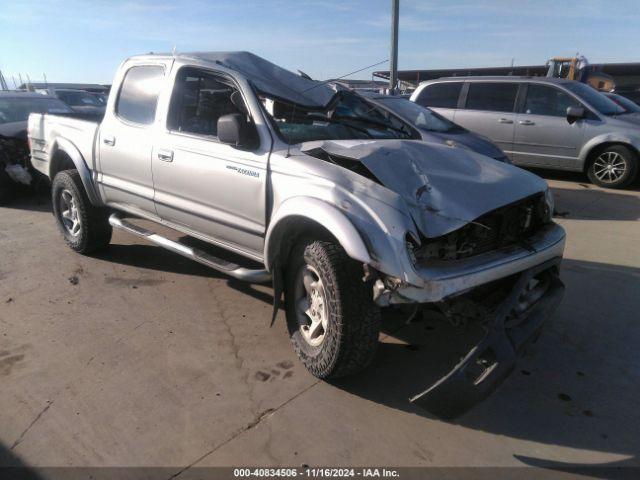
[0,163,12,205]
[51,169,112,253]
[284,239,381,379]
[587,145,638,189]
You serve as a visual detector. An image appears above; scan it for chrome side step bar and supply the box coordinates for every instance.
[108,214,271,284]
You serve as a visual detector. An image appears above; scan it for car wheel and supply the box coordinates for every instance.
[51,169,112,253]
[284,239,381,379]
[587,145,638,189]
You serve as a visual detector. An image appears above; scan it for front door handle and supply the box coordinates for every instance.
[498,118,513,124]
[157,149,174,162]
[103,136,116,146]
[519,120,535,126]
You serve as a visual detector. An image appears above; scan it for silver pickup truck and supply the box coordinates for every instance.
[28,52,566,418]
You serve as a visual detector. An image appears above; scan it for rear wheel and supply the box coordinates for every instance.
[284,239,381,379]
[587,145,638,189]
[51,170,112,253]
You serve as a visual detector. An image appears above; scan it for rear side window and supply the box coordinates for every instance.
[465,82,518,112]
[524,84,581,117]
[116,66,164,125]
[415,83,462,108]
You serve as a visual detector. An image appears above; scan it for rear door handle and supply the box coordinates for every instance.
[103,135,116,146]
[157,149,174,162]
[498,118,513,124]
[519,120,535,126]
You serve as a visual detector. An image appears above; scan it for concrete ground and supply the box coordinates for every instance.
[0,172,639,474]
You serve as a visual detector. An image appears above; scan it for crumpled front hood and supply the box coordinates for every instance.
[302,139,547,238]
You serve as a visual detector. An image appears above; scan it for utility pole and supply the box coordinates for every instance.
[389,0,399,93]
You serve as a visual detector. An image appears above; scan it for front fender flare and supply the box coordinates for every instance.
[50,137,103,206]
[264,197,372,271]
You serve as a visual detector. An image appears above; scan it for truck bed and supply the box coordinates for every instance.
[28,112,101,179]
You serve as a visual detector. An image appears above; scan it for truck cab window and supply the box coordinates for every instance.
[168,68,246,138]
[116,65,164,125]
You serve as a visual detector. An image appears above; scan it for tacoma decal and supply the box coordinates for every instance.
[226,165,259,178]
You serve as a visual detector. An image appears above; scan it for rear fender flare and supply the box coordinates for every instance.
[50,138,103,206]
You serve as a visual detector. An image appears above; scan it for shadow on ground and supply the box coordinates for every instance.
[92,243,274,306]
[91,230,640,471]
[0,179,51,212]
[332,257,640,470]
[0,441,43,479]
[551,186,640,221]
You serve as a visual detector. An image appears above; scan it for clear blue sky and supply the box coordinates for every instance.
[1,0,639,86]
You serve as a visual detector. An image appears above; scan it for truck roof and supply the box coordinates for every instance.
[126,51,338,109]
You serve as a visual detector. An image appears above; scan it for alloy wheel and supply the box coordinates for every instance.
[294,264,329,347]
[59,189,82,237]
[593,151,628,184]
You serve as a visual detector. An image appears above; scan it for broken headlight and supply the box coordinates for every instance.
[543,188,555,223]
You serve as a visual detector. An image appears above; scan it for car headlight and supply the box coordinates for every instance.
[543,188,555,223]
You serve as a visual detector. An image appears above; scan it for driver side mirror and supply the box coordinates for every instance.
[566,106,585,124]
[217,113,254,148]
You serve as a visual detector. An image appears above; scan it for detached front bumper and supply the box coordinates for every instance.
[374,223,565,305]
[370,222,566,419]
[411,259,564,419]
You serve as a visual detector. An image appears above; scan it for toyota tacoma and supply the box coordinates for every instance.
[28,52,565,418]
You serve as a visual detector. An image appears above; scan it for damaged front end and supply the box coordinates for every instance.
[371,216,565,419]
[369,194,565,419]
[298,139,566,419]
[410,259,564,419]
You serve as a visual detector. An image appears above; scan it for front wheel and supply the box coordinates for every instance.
[51,170,112,254]
[284,240,381,379]
[587,145,638,189]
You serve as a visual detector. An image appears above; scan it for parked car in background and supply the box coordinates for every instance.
[361,93,509,162]
[0,91,73,203]
[28,51,565,418]
[411,77,640,188]
[604,92,640,113]
[92,92,108,106]
[51,88,106,117]
[615,87,640,105]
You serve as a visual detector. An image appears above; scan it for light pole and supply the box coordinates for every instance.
[389,0,399,93]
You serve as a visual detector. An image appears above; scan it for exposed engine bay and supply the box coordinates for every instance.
[412,193,549,262]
